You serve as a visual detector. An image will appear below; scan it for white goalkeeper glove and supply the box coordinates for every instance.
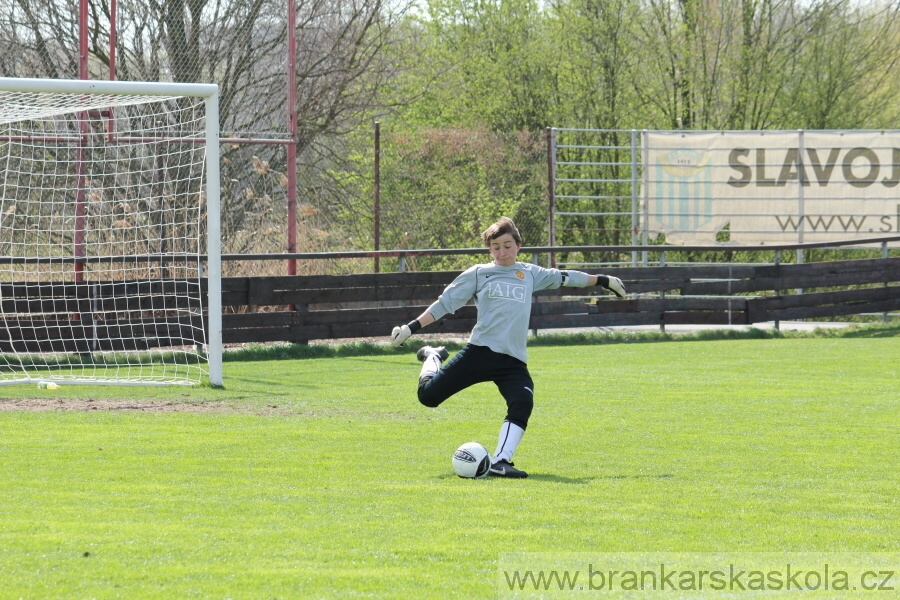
[605,276,626,298]
[594,275,626,298]
[391,324,412,347]
[391,319,423,347]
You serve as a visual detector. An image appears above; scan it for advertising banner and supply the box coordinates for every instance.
[646,131,900,245]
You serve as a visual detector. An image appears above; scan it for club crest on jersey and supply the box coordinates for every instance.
[515,271,525,279]
[487,281,526,302]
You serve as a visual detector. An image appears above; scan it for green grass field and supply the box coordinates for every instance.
[1,332,898,598]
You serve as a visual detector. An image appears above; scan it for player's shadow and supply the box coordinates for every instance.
[597,473,675,480]
[434,473,595,484]
[434,473,674,483]
[529,473,674,484]
[527,473,596,484]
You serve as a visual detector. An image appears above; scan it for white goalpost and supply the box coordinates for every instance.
[0,77,222,386]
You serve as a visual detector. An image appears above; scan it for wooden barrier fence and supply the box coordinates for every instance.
[220,257,900,344]
[2,256,898,352]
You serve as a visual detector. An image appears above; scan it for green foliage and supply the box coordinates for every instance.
[333,0,900,260]
[308,0,900,263]
[386,0,900,132]
[337,126,549,269]
[404,0,558,132]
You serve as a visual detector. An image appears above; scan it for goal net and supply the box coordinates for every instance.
[0,78,222,386]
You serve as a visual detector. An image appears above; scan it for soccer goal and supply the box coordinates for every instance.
[0,78,222,386]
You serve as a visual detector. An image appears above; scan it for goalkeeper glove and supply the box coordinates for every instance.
[596,275,626,298]
[390,320,422,347]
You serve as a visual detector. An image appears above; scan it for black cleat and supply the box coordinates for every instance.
[489,459,528,478]
[416,346,448,363]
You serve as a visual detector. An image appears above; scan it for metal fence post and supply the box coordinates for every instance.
[883,241,889,323]
[659,250,666,334]
[642,130,649,268]
[796,129,805,267]
[774,250,782,331]
[631,129,638,267]
[547,127,556,267]
[374,120,381,273]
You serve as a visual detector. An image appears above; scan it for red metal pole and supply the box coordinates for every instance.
[79,0,88,80]
[373,121,380,273]
[108,0,117,140]
[75,0,89,284]
[286,0,298,277]
[108,0,116,80]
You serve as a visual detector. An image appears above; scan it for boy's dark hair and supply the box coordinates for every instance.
[481,217,522,247]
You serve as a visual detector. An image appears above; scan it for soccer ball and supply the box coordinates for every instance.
[452,441,491,479]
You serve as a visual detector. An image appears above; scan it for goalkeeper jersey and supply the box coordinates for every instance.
[425,261,563,364]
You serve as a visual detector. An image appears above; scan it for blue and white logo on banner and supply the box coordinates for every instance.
[654,149,713,231]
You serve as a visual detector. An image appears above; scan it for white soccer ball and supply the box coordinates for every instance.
[452,441,492,479]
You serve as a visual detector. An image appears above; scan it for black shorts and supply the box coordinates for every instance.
[417,343,534,429]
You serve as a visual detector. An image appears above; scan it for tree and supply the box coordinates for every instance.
[0,0,416,261]
[551,0,643,129]
[400,0,558,131]
[784,0,900,129]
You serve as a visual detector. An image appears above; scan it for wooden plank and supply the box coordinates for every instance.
[625,280,697,294]
[0,279,202,301]
[531,311,661,329]
[754,286,896,310]
[222,324,331,344]
[595,297,749,312]
[530,301,596,316]
[533,288,565,299]
[236,271,459,291]
[1,294,201,313]
[595,264,759,280]
[767,297,900,321]
[747,287,900,323]
[0,336,199,353]
[0,338,92,353]
[755,257,900,278]
[221,317,477,344]
[304,284,446,304]
[224,306,477,331]
[222,291,250,306]
[93,279,203,297]
[531,307,748,329]
[91,297,203,312]
[598,298,735,313]
[684,259,900,295]
[0,316,202,339]
[682,268,900,295]
[221,277,250,293]
[222,271,458,298]
[658,297,749,311]
[0,324,91,342]
[746,299,769,323]
[0,281,91,298]
[246,278,279,305]
[239,284,447,306]
[0,298,91,314]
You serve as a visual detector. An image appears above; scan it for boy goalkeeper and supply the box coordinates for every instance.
[390,217,626,478]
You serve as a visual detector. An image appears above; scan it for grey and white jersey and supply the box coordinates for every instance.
[425,261,563,364]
